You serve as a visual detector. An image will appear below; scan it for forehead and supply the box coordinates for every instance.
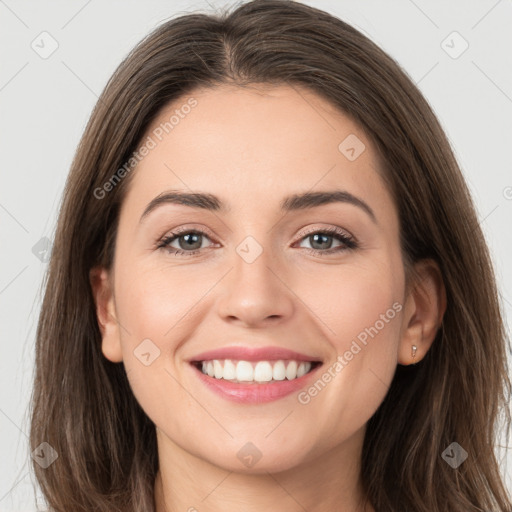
[122,83,393,220]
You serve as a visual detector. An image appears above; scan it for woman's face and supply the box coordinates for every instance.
[101,83,409,473]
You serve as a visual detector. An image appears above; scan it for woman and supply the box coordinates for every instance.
[29,1,512,511]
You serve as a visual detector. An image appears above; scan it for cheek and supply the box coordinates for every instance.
[114,254,220,346]
[111,258,208,431]
[309,258,403,399]
[294,263,403,439]
[335,277,401,351]
[305,258,402,347]
[111,254,225,401]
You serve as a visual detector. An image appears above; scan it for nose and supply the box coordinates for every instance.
[216,244,295,328]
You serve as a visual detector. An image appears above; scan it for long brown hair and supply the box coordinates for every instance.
[29,1,512,510]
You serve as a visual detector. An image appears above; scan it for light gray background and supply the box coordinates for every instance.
[1,0,511,509]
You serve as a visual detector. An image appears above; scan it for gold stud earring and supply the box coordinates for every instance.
[411,344,417,363]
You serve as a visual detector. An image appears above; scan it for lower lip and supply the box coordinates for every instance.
[190,363,323,403]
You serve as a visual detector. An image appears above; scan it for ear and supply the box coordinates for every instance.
[398,259,447,365]
[89,265,123,363]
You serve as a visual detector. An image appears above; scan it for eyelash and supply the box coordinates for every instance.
[156,226,358,257]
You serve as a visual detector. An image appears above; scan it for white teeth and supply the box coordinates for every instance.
[272,360,286,381]
[285,360,297,380]
[198,359,314,382]
[297,362,308,378]
[223,359,236,380]
[214,360,223,379]
[254,361,273,382]
[236,361,254,381]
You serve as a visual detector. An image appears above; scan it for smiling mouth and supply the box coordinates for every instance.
[191,359,322,384]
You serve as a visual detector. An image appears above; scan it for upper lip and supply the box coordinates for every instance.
[188,346,324,363]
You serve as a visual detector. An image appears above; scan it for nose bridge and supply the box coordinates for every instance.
[216,234,294,326]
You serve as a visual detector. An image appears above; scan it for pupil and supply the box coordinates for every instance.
[311,233,332,250]
[180,233,201,250]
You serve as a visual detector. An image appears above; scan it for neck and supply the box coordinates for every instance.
[154,426,374,512]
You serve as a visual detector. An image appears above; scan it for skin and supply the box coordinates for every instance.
[90,83,446,512]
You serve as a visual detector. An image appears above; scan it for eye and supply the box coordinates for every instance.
[156,226,357,257]
[156,229,215,256]
[295,227,357,255]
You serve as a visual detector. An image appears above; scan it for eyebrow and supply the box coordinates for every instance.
[140,189,377,224]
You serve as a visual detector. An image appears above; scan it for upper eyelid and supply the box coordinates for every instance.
[297,225,353,238]
[160,224,216,241]
[162,225,350,237]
